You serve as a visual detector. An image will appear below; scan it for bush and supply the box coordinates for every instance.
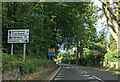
[104,50,120,62]
[109,67,116,70]
[117,67,120,71]
[2,53,51,74]
[2,53,21,73]
[79,49,95,66]
[79,48,105,66]
[19,58,51,74]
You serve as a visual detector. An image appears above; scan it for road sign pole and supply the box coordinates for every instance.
[23,44,26,61]
[11,44,13,55]
[95,56,97,66]
[49,55,50,60]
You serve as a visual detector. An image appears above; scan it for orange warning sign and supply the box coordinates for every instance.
[93,50,98,55]
[48,48,55,52]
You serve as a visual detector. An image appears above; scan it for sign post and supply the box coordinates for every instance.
[11,44,13,55]
[48,48,55,60]
[23,44,26,61]
[93,50,98,66]
[8,29,29,60]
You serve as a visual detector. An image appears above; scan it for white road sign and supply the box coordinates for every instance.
[8,29,29,36]
[8,29,29,43]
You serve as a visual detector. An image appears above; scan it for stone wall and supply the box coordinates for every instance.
[3,68,21,80]
[2,62,56,80]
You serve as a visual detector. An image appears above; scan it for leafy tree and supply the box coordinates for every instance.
[100,0,120,51]
[109,34,117,52]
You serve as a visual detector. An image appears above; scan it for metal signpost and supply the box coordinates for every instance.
[8,29,29,61]
[11,44,13,55]
[93,50,98,66]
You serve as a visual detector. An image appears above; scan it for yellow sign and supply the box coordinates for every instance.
[93,50,98,55]
[48,48,55,52]
[48,48,55,56]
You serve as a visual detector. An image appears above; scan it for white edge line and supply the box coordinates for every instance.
[93,75,104,82]
[49,66,62,81]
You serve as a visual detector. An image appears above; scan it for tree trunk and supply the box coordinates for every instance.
[80,39,83,56]
[77,40,79,58]
[118,27,120,52]
[76,40,80,64]
[101,0,120,68]
[118,2,120,52]
[101,0,120,51]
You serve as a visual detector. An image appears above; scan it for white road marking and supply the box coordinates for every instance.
[80,69,104,81]
[57,74,63,76]
[86,77,95,79]
[82,75,91,76]
[81,69,88,74]
[56,76,63,78]
[82,75,95,80]
[93,75,104,82]
[54,78,62,80]
[49,66,61,81]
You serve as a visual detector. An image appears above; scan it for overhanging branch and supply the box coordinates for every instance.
[102,3,118,41]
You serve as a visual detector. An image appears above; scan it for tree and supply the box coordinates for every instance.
[100,0,120,51]
[2,2,102,63]
[74,3,100,58]
[109,34,117,52]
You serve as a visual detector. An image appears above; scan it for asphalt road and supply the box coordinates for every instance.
[51,64,120,82]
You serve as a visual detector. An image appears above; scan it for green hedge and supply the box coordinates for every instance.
[2,53,51,74]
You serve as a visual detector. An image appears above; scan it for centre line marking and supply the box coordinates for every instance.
[81,69,88,74]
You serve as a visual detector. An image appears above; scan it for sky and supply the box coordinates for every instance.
[94,0,107,32]
[59,0,112,53]
[94,0,112,32]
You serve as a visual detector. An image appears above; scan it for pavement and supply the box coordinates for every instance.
[33,64,59,80]
[50,64,120,82]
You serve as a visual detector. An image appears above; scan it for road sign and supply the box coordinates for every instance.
[48,48,55,52]
[8,29,29,43]
[48,48,55,56]
[93,50,98,55]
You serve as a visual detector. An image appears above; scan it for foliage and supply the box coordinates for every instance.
[2,2,101,59]
[104,50,120,62]
[2,53,51,74]
[79,48,105,66]
[109,34,117,52]
[2,2,107,70]
[62,53,76,64]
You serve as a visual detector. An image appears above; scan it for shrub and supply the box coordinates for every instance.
[104,50,120,62]
[19,58,51,74]
[2,53,51,74]
[117,67,120,71]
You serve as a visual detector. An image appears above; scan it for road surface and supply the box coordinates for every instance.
[50,64,120,82]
